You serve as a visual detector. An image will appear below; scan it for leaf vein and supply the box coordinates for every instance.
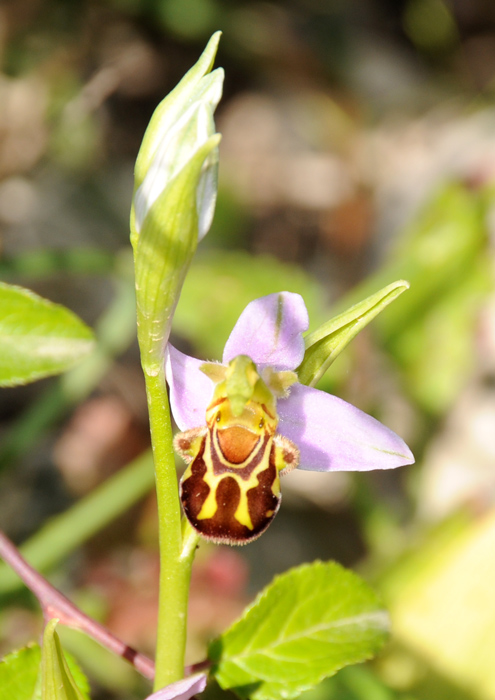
[230,610,387,661]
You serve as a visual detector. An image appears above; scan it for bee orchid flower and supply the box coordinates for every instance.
[166,292,414,545]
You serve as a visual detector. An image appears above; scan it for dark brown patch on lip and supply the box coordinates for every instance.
[217,426,259,464]
[247,452,279,527]
[180,441,282,545]
[180,436,210,519]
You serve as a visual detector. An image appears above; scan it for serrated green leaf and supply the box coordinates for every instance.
[41,620,90,700]
[298,281,409,387]
[209,561,389,700]
[0,283,95,387]
[0,644,41,700]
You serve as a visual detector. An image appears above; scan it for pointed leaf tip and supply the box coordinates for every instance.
[209,561,388,700]
[42,619,89,700]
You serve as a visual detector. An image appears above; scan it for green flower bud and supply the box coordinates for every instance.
[131,33,223,374]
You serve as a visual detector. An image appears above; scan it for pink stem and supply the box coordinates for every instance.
[185,659,212,674]
[0,530,155,680]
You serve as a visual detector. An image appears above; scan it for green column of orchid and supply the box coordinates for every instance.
[130,34,223,690]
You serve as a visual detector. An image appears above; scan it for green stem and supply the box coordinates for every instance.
[144,367,197,690]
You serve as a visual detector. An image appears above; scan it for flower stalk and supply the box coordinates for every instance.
[144,367,197,689]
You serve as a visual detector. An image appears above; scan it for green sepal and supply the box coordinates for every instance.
[134,133,221,374]
[41,620,89,700]
[298,280,409,387]
[0,282,95,387]
[209,561,389,700]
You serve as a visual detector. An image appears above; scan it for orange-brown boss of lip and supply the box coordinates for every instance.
[174,356,299,545]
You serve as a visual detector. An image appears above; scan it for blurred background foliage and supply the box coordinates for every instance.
[1,0,495,699]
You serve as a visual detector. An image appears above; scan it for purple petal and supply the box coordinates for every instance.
[278,384,414,472]
[145,673,207,700]
[222,292,309,371]
[165,345,213,429]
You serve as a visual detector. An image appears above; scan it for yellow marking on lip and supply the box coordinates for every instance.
[233,493,254,530]
[195,429,277,530]
[195,482,218,520]
[212,426,265,471]
[177,358,300,543]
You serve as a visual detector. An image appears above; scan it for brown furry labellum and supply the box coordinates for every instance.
[174,395,299,545]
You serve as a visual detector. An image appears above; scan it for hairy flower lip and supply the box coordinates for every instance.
[166,292,414,474]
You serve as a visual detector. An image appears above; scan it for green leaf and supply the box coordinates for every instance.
[53,628,138,696]
[298,281,409,387]
[41,620,90,700]
[0,644,41,700]
[209,561,389,700]
[0,283,95,387]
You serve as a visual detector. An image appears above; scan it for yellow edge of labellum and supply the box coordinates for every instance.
[175,393,299,545]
